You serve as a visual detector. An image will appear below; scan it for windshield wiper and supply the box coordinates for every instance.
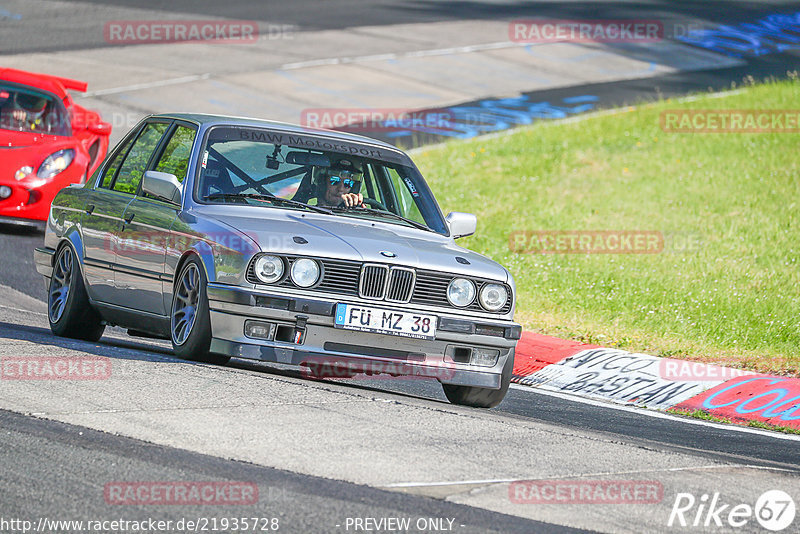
[266,196,334,214]
[203,193,332,215]
[331,205,434,232]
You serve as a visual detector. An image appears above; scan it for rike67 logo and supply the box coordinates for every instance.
[668,490,796,531]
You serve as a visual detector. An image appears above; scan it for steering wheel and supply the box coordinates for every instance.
[362,198,390,211]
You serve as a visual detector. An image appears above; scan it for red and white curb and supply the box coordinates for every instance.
[512,332,800,430]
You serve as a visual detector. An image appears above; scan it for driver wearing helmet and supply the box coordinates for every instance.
[310,158,365,208]
[5,92,50,131]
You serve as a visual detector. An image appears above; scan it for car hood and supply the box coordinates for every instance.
[201,208,509,283]
[0,129,69,148]
[0,132,76,176]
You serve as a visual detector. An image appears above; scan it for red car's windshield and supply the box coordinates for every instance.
[0,83,71,136]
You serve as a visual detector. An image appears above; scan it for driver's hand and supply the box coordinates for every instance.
[340,192,364,207]
[12,110,26,121]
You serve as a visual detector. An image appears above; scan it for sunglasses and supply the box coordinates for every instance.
[329,174,359,188]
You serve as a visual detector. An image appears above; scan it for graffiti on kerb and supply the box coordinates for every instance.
[385,95,599,140]
[677,11,800,57]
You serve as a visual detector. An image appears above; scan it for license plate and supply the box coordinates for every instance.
[334,303,437,340]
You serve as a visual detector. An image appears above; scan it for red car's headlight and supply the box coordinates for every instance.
[14,166,33,181]
[37,149,75,179]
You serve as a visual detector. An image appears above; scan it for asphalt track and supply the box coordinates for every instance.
[1,409,565,534]
[5,0,799,53]
[0,308,797,532]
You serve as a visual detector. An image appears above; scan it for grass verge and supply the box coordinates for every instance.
[666,408,800,435]
[414,76,800,376]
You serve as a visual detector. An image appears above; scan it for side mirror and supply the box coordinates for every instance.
[142,170,182,205]
[87,121,112,136]
[445,212,477,239]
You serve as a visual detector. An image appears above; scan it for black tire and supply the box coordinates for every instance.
[442,349,514,408]
[170,257,230,365]
[48,243,105,342]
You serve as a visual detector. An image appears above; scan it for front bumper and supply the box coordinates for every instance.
[0,167,84,222]
[0,214,45,230]
[207,283,520,389]
[34,246,55,291]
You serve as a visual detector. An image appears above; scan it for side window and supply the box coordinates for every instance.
[362,164,383,204]
[154,125,197,183]
[112,122,168,194]
[99,134,136,188]
[387,167,425,224]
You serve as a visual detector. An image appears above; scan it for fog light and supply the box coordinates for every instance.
[0,185,11,199]
[471,348,500,367]
[244,320,275,340]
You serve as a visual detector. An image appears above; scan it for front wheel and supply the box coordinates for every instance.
[442,350,514,408]
[170,257,230,365]
[48,244,105,342]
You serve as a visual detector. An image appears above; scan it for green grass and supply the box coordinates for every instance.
[414,76,800,376]
[667,408,800,435]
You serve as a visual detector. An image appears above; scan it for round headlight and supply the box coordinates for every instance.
[290,258,320,288]
[0,185,11,199]
[479,283,508,311]
[253,255,284,284]
[447,278,476,307]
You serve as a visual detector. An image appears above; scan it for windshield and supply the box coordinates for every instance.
[196,126,447,234]
[0,83,71,136]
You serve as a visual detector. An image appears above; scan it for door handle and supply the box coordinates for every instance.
[123,212,135,224]
[85,204,95,215]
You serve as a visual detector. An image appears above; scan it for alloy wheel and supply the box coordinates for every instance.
[172,263,200,345]
[49,247,73,323]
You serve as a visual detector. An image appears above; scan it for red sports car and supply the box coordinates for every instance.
[0,68,111,229]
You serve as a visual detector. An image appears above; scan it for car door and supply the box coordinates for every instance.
[115,122,197,316]
[80,127,140,304]
[99,120,171,307]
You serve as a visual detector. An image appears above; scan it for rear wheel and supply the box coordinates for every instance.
[442,350,514,408]
[48,244,105,342]
[170,257,230,365]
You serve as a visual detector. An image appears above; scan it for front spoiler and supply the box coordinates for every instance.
[34,246,55,283]
[210,337,505,389]
[0,215,46,231]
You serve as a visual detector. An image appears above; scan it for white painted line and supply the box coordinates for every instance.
[80,73,212,97]
[279,58,342,70]
[510,383,800,441]
[280,41,527,70]
[29,397,388,417]
[383,464,793,488]
[0,303,46,317]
